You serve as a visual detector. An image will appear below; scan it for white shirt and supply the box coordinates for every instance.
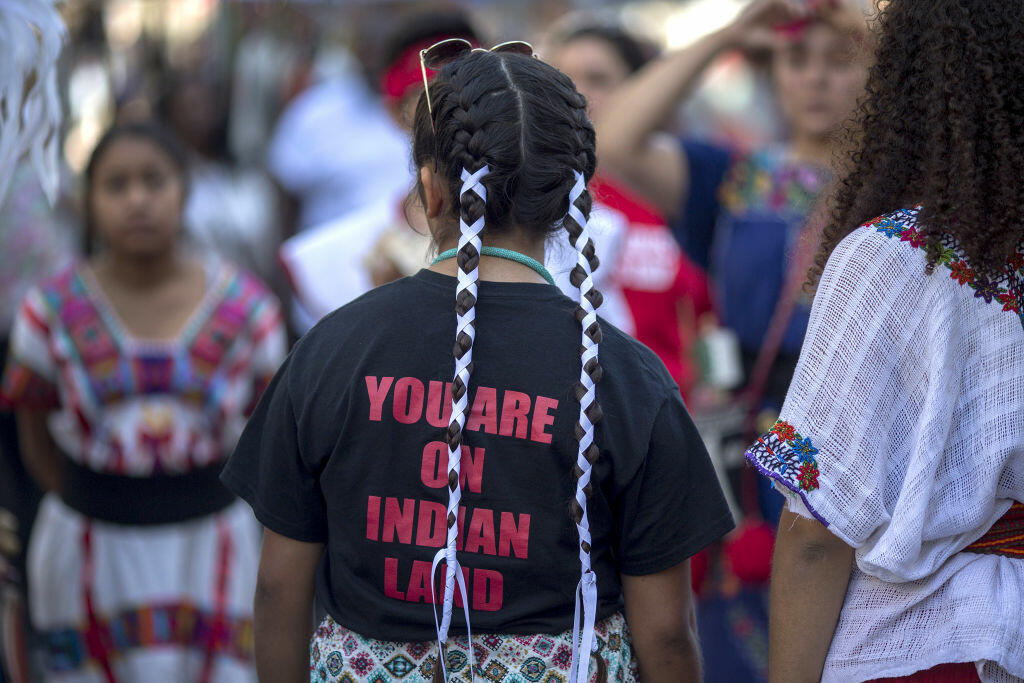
[266,70,410,231]
[184,161,278,283]
[279,200,398,333]
[546,201,635,335]
[746,208,1024,682]
[282,200,637,336]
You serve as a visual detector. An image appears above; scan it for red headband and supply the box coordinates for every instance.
[379,35,479,105]
[773,0,844,39]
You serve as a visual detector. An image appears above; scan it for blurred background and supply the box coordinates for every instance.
[51,0,782,259]
[2,1,870,680]
[57,0,776,172]
[23,0,790,368]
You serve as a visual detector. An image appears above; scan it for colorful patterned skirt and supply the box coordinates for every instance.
[310,612,638,682]
[28,494,259,682]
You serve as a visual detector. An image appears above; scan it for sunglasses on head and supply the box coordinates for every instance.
[419,38,535,126]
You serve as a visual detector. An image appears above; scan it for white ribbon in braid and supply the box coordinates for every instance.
[430,164,489,682]
[566,169,600,683]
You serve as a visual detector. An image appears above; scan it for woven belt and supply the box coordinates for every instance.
[963,501,1024,558]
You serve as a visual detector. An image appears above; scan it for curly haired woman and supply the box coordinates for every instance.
[743,1,1024,681]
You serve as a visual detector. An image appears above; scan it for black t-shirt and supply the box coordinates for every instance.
[222,269,733,641]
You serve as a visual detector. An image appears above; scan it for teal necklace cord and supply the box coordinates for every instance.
[431,246,555,286]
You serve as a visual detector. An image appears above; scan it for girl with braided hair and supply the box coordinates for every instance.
[224,45,732,683]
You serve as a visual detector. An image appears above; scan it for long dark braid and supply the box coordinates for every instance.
[560,90,606,683]
[565,169,606,682]
[411,50,602,682]
[432,66,495,682]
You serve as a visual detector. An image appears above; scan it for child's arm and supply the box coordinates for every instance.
[16,410,61,493]
[254,528,325,683]
[622,560,701,682]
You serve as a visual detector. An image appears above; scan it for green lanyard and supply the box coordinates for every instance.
[431,246,555,286]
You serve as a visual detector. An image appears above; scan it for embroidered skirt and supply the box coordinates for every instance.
[28,494,259,682]
[310,611,638,682]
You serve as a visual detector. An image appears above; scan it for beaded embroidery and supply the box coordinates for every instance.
[745,419,830,526]
[719,147,828,217]
[746,208,1024,528]
[747,420,821,489]
[863,207,1024,328]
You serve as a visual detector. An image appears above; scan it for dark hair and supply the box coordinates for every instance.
[83,120,189,255]
[812,0,1024,286]
[410,51,605,676]
[412,53,598,239]
[157,72,231,162]
[559,24,655,74]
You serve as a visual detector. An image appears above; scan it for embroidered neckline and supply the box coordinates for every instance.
[863,207,1024,328]
[76,257,234,353]
[719,146,829,217]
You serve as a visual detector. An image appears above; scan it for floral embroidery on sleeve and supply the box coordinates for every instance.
[863,207,1024,328]
[745,420,828,525]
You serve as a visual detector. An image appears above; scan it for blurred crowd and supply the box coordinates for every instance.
[0,0,872,680]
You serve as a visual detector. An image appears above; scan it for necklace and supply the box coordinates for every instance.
[431,246,555,286]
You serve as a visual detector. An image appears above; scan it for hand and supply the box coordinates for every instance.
[722,0,808,46]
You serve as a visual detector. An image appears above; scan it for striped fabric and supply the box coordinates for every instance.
[1,257,286,681]
[964,502,1024,558]
[40,601,254,672]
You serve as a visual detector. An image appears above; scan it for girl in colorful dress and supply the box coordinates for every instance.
[0,122,287,682]
[743,0,1024,680]
[223,43,733,682]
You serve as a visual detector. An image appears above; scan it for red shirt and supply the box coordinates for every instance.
[591,176,712,401]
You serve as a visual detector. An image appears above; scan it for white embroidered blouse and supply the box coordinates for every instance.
[746,208,1024,682]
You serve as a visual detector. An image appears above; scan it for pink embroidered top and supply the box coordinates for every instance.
[0,257,287,476]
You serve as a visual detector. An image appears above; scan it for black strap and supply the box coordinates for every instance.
[59,454,235,526]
